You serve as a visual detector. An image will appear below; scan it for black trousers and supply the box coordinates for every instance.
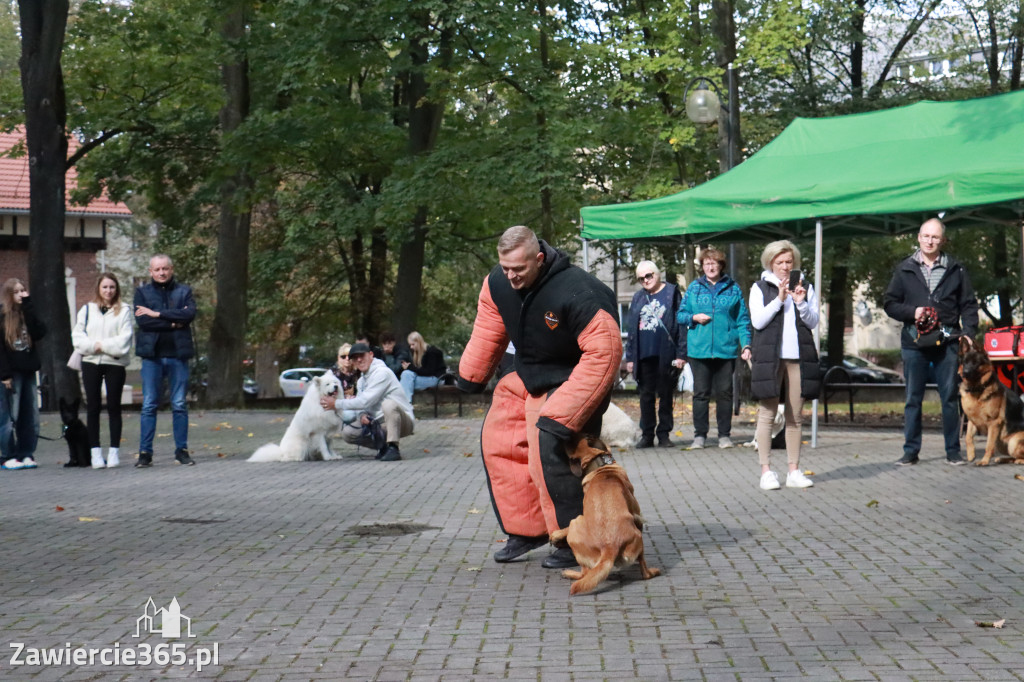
[636,357,677,440]
[690,357,736,438]
[81,362,126,448]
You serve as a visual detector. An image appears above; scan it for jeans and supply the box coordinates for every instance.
[0,371,39,462]
[400,370,440,402]
[636,357,677,440]
[140,357,190,453]
[901,343,960,457]
[690,357,736,438]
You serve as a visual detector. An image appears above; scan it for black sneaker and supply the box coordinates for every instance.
[658,437,675,448]
[946,454,966,466]
[494,534,549,563]
[541,546,579,569]
[895,453,919,466]
[636,437,655,449]
[174,449,195,466]
[135,452,153,468]
[379,444,402,462]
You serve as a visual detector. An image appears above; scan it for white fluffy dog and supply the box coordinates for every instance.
[600,401,641,448]
[249,373,344,462]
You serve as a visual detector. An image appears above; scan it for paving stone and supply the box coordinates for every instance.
[1,411,1023,679]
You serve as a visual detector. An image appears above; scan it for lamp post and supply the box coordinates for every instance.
[683,67,738,172]
[684,66,745,415]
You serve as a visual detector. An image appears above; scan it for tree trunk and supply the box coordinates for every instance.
[390,13,450,339]
[206,3,252,408]
[18,0,77,411]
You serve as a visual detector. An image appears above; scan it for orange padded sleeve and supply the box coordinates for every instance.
[537,309,622,434]
[457,277,508,390]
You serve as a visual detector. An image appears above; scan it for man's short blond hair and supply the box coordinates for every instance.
[760,240,801,271]
[497,225,540,255]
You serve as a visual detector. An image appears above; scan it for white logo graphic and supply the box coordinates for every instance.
[134,597,195,639]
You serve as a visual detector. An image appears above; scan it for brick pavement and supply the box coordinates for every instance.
[1,407,1023,680]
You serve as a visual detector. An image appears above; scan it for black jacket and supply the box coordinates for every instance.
[883,253,979,349]
[482,241,618,396]
[623,283,687,379]
[0,296,46,380]
[134,278,197,359]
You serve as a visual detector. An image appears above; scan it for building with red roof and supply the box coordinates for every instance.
[0,129,133,315]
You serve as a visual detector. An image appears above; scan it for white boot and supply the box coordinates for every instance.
[90,447,106,469]
[106,448,120,468]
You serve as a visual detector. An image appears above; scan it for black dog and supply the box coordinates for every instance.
[60,397,91,468]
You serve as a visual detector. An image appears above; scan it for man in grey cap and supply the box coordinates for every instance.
[320,342,415,461]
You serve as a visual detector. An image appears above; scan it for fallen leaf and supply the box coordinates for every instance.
[468,508,482,514]
[247,433,253,437]
[945,500,952,504]
[466,567,481,572]
[804,470,814,476]
[462,452,474,457]
[866,500,879,508]
[217,452,227,458]
[237,427,243,431]
[78,517,100,522]
[213,427,221,431]
[975,620,1006,628]
[1015,474,1024,482]
[422,448,431,454]
[56,506,65,512]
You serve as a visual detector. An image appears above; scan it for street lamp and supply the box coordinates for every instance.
[682,72,736,170]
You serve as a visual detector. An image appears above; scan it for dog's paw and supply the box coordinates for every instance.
[561,569,583,580]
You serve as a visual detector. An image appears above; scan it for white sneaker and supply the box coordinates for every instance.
[106,448,120,468]
[690,436,706,449]
[759,470,781,490]
[2,459,25,470]
[91,447,105,469]
[20,457,38,469]
[786,469,814,488]
[718,436,734,449]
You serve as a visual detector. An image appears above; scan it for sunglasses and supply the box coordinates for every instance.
[338,354,349,359]
[637,273,656,282]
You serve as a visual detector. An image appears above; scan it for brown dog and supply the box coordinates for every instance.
[549,435,660,595]
[958,337,1024,466]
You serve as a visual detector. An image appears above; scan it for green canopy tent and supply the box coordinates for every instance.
[581,90,1024,444]
[581,89,1024,246]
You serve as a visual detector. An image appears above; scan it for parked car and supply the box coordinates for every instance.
[819,353,902,384]
[279,367,330,397]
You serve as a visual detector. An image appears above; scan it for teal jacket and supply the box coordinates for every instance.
[676,275,752,359]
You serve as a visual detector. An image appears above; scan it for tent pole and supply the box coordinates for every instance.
[812,220,822,448]
[582,237,590,272]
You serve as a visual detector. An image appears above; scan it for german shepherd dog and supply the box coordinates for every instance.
[549,435,661,595]
[59,397,91,468]
[958,337,1024,466]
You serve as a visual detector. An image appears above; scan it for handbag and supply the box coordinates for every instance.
[67,304,89,371]
[912,305,947,348]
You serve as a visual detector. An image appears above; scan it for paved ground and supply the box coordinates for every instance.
[2,405,1023,681]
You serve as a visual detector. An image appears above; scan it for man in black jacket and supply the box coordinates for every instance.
[134,254,197,467]
[883,218,978,466]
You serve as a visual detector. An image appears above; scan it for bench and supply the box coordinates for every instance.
[412,372,463,418]
[821,366,936,423]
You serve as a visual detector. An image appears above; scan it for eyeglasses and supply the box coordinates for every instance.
[637,273,655,283]
[338,355,349,360]
[920,235,943,242]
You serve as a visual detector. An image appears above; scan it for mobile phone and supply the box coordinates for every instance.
[788,270,802,290]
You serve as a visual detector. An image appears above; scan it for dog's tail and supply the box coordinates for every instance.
[569,548,617,596]
[248,443,285,462]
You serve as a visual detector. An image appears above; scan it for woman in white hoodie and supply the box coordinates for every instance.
[748,241,819,491]
[72,273,133,468]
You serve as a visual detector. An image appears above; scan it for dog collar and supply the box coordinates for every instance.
[583,453,616,476]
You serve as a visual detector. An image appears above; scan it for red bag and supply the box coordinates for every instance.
[985,326,1024,360]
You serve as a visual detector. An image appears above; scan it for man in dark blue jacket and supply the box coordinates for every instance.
[884,218,978,466]
[134,254,197,467]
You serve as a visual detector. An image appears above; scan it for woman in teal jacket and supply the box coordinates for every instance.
[676,248,752,449]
